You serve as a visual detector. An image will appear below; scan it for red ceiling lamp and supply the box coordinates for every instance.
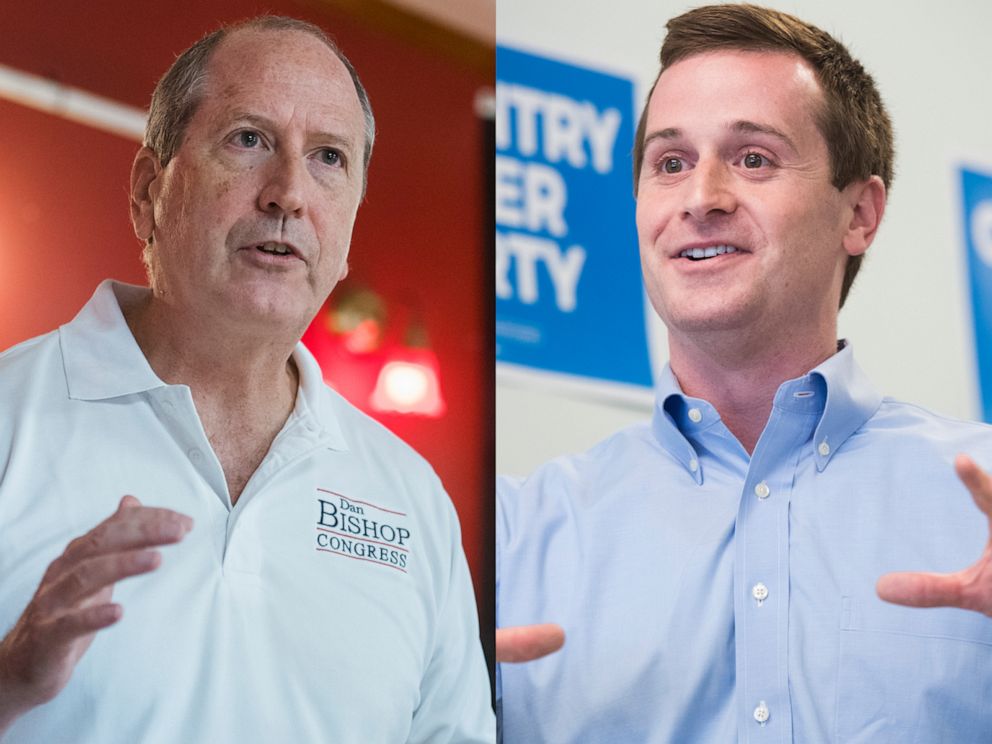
[306,285,446,419]
[370,317,447,418]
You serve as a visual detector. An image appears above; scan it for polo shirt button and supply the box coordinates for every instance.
[688,408,702,423]
[753,701,770,724]
[754,481,770,499]
[752,582,769,604]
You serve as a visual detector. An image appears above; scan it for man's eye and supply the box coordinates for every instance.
[319,149,341,167]
[663,157,683,174]
[743,152,767,169]
[237,131,261,148]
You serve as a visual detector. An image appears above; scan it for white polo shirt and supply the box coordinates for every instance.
[0,281,494,744]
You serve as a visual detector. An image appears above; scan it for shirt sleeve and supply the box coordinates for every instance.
[406,495,495,744]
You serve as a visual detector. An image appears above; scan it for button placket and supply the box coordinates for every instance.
[152,387,229,507]
[733,400,818,742]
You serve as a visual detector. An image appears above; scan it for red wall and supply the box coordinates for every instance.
[0,1,492,617]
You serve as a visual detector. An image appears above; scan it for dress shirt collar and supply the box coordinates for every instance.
[651,341,883,479]
[59,280,348,451]
[806,341,884,471]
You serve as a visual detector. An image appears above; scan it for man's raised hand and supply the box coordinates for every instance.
[0,496,192,732]
[877,454,992,617]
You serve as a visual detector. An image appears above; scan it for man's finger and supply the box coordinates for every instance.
[955,454,992,515]
[496,624,565,663]
[117,495,142,511]
[876,571,964,608]
[48,603,124,643]
[62,508,193,560]
[35,550,161,611]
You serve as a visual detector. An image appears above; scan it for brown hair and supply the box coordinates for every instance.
[145,15,375,195]
[633,4,894,307]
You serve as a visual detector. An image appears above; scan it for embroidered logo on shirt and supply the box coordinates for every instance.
[315,488,411,572]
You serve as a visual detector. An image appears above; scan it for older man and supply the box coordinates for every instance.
[497,4,992,742]
[0,17,492,743]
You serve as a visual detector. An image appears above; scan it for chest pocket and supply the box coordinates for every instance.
[835,596,992,743]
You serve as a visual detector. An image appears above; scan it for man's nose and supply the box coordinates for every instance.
[258,153,307,216]
[683,158,736,221]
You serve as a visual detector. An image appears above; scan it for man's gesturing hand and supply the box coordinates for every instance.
[877,454,992,617]
[0,496,192,730]
[496,624,565,663]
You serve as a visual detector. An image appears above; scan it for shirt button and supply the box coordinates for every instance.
[752,582,769,602]
[818,441,830,456]
[188,448,203,462]
[754,481,770,499]
[688,407,702,423]
[689,458,699,473]
[753,701,770,724]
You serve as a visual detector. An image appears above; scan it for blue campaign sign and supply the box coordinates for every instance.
[495,46,652,388]
[961,166,992,422]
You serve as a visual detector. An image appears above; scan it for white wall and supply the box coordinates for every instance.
[497,0,992,476]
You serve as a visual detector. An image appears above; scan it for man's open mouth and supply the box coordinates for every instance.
[256,242,294,256]
[678,245,739,261]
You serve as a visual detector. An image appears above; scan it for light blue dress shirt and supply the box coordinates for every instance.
[497,344,992,743]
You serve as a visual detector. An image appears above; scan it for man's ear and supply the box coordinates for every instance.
[130,147,163,242]
[842,175,887,258]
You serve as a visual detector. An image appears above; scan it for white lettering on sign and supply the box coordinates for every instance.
[495,156,568,236]
[495,82,622,174]
[496,231,587,312]
[495,78,624,316]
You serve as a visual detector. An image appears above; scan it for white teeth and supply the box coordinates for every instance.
[679,244,740,259]
[258,242,291,255]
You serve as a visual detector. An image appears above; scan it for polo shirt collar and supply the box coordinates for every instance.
[651,340,883,478]
[60,280,164,400]
[59,280,349,451]
[291,341,349,452]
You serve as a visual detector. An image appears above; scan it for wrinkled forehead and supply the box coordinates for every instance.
[203,28,363,121]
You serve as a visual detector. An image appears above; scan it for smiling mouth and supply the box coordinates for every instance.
[678,245,740,261]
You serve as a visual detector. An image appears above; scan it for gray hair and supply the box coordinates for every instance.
[144,15,376,195]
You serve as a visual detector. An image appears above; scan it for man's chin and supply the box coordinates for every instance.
[220,287,313,333]
[659,303,758,337]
